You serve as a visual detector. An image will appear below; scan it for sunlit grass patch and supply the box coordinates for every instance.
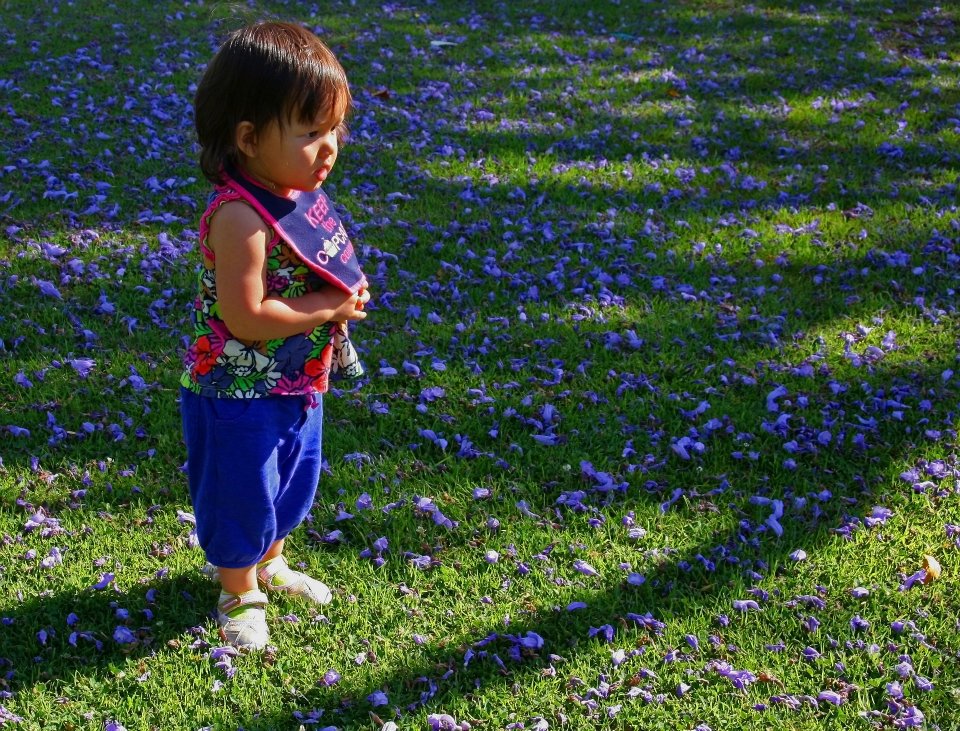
[2,0,960,729]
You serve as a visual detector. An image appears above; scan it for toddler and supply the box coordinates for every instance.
[180,20,370,650]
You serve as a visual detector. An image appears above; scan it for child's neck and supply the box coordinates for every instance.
[239,164,288,198]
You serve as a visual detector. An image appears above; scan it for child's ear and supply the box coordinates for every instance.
[235,121,258,158]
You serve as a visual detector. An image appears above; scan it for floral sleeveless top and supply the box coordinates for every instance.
[180,187,337,398]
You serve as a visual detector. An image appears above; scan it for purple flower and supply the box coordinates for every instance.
[532,434,559,446]
[895,661,913,678]
[427,714,460,731]
[209,646,239,661]
[515,631,544,650]
[588,625,615,643]
[893,706,925,727]
[732,599,760,612]
[0,708,25,724]
[864,506,893,527]
[573,559,599,577]
[34,278,62,299]
[899,569,927,591]
[626,612,666,634]
[91,572,115,590]
[891,620,913,634]
[112,626,136,644]
[321,529,344,544]
[419,429,448,450]
[413,495,456,529]
[367,690,389,706]
[766,385,788,412]
[707,661,757,690]
[817,690,844,706]
[66,358,96,378]
[406,553,434,570]
[318,668,341,686]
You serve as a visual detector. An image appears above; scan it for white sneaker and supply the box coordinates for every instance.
[216,590,269,651]
[257,556,333,606]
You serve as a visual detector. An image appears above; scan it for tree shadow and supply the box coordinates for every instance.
[1,0,958,727]
[233,356,958,728]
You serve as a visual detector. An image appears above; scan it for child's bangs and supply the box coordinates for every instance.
[287,56,352,127]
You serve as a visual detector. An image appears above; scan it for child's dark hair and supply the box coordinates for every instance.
[194,21,352,183]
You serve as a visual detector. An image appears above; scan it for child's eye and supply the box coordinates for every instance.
[306,124,340,139]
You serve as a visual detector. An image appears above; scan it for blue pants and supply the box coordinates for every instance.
[180,388,323,568]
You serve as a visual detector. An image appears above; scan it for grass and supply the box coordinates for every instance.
[1,0,960,729]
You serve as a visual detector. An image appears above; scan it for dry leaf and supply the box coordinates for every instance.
[758,671,785,688]
[922,554,942,583]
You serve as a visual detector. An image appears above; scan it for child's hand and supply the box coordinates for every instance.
[336,287,370,322]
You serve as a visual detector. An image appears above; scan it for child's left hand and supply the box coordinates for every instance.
[355,287,370,311]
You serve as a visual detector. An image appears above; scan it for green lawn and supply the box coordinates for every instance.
[1,0,959,729]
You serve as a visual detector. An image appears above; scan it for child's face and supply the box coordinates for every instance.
[243,105,344,197]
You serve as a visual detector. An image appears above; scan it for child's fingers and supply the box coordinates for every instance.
[342,292,367,320]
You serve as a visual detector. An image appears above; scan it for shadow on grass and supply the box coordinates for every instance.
[1,0,958,727]
[3,244,955,727]
[0,569,214,686]
[244,318,955,727]
[1,169,956,725]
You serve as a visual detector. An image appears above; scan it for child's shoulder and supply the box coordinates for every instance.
[208,198,271,241]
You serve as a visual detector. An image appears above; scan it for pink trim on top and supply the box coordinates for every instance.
[198,184,283,261]
[227,166,298,256]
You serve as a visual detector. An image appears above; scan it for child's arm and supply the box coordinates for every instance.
[210,200,370,341]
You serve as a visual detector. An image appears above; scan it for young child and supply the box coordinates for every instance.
[180,21,371,651]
